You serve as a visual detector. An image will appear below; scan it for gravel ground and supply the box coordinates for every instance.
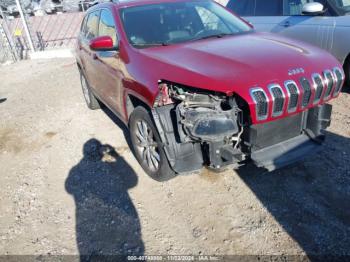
[0,58,350,257]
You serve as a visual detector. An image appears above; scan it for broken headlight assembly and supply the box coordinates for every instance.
[152,81,244,171]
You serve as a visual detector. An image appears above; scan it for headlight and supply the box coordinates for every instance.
[182,108,239,141]
[193,117,237,137]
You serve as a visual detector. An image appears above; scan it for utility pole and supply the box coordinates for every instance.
[15,0,35,52]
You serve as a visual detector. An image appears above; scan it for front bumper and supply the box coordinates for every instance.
[153,99,332,174]
[245,103,332,171]
[251,134,322,171]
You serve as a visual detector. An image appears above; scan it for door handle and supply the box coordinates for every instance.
[282,21,291,27]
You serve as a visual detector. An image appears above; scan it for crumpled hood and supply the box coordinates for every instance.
[136,32,340,95]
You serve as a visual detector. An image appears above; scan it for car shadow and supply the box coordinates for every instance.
[0,98,7,104]
[65,138,144,260]
[236,131,350,256]
[341,85,350,94]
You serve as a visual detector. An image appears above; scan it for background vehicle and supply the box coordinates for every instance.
[76,0,344,181]
[226,0,350,86]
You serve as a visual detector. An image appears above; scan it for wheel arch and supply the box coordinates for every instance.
[126,94,152,123]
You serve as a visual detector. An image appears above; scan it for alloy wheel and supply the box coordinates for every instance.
[134,120,160,172]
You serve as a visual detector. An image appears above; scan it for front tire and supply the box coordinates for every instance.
[129,106,176,181]
[80,72,100,110]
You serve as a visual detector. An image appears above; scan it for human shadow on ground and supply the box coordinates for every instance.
[236,131,350,257]
[65,139,144,260]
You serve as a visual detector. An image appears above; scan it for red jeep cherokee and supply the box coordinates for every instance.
[76,0,344,181]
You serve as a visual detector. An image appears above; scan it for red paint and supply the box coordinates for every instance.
[76,1,343,125]
[89,36,114,51]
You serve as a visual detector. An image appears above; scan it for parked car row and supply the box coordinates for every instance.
[76,0,345,181]
[0,0,101,17]
[226,0,350,87]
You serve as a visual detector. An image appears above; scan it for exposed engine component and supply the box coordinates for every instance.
[153,82,245,172]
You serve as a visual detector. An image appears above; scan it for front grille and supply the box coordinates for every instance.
[299,77,312,108]
[269,84,285,117]
[285,81,299,113]
[312,74,324,104]
[323,70,334,99]
[250,88,268,120]
[250,69,337,122]
[333,67,344,96]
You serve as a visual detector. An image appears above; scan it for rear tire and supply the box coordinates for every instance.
[129,106,176,182]
[80,72,100,110]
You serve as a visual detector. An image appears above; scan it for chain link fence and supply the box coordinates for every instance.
[0,0,86,63]
[0,0,229,64]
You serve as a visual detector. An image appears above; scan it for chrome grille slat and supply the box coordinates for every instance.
[299,77,312,108]
[333,67,344,97]
[312,73,324,104]
[268,84,285,117]
[251,68,340,122]
[250,88,269,121]
[323,70,334,100]
[284,80,299,113]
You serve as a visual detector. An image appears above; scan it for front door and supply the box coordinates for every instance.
[93,9,124,115]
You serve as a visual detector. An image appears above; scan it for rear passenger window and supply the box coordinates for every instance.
[85,10,100,40]
[99,9,118,46]
[227,0,283,16]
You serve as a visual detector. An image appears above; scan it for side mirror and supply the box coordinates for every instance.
[89,36,118,51]
[302,2,325,15]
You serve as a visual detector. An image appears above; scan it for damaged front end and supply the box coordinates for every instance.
[152,80,334,174]
[152,82,245,174]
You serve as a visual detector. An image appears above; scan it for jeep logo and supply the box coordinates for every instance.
[288,68,305,76]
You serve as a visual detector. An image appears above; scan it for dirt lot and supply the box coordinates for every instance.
[0,58,350,257]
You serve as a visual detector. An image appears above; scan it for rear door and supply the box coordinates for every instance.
[227,0,285,32]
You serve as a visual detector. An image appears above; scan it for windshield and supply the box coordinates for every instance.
[119,0,252,48]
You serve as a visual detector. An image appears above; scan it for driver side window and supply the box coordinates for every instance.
[85,11,100,41]
[99,9,118,47]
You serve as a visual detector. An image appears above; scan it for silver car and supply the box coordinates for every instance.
[226,0,350,86]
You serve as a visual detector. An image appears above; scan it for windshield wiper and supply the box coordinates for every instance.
[133,43,170,48]
[192,33,233,42]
